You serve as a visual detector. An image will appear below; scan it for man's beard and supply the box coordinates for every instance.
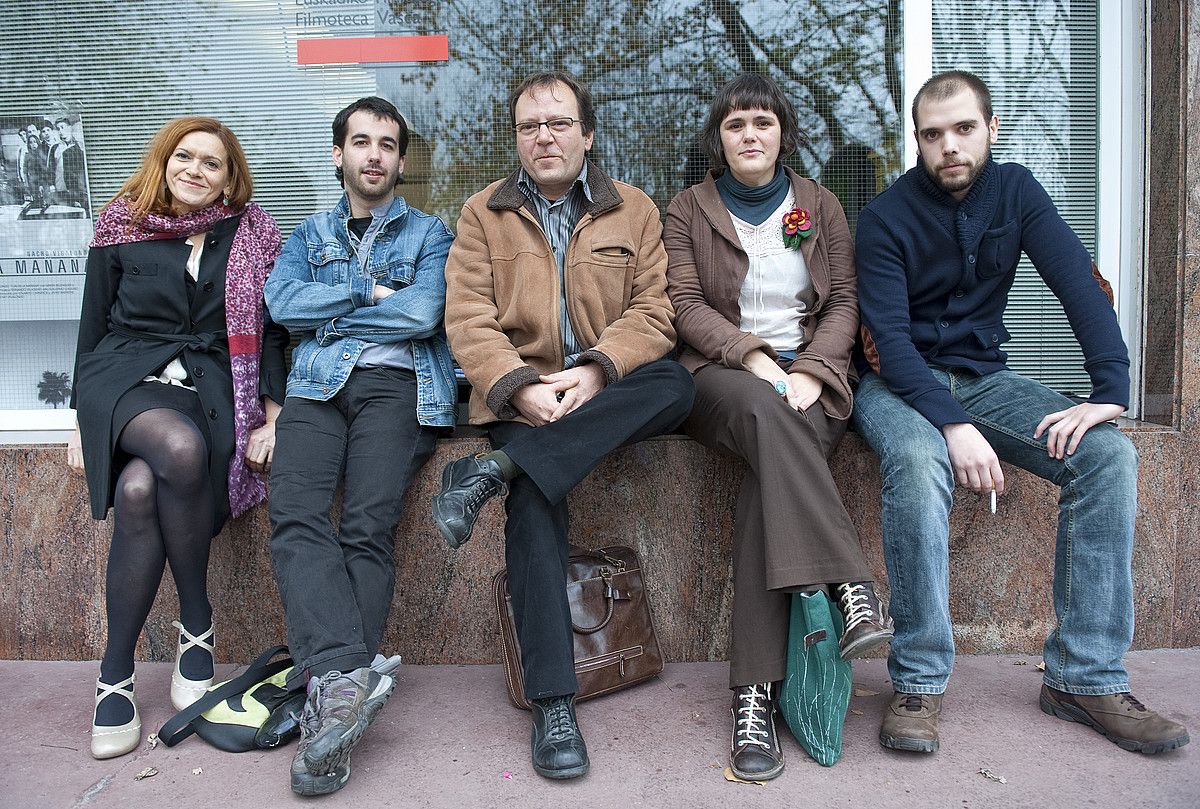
[927,146,989,195]
[347,167,398,205]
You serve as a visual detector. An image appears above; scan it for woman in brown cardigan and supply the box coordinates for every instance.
[664,73,891,780]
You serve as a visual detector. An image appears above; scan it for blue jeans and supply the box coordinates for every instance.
[851,369,1137,696]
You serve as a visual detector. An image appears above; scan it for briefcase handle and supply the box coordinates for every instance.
[572,567,617,634]
[568,543,626,570]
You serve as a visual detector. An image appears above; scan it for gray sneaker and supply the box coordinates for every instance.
[302,667,395,777]
[290,746,350,797]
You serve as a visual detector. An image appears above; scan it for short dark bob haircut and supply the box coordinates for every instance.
[331,96,409,187]
[701,73,801,170]
[911,70,993,129]
[507,70,597,136]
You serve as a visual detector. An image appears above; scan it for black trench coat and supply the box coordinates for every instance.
[71,215,287,535]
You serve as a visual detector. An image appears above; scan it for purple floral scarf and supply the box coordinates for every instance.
[91,198,282,517]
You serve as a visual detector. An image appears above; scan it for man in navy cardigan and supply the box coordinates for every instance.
[852,70,1188,756]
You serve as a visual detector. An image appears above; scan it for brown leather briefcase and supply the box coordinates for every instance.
[493,544,665,709]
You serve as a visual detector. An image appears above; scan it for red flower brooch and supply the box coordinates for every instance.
[782,207,814,249]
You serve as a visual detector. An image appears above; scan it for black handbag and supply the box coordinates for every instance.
[158,645,305,753]
[493,544,665,709]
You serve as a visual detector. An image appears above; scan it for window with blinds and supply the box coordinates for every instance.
[0,0,377,416]
[1,0,905,425]
[931,0,1102,396]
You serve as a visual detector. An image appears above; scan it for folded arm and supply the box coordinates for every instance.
[315,223,453,345]
[264,226,372,332]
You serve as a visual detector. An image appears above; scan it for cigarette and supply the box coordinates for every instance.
[990,486,997,515]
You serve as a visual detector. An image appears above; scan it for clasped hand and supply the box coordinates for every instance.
[743,350,821,411]
[511,363,606,426]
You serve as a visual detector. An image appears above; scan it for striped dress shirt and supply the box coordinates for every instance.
[517,164,592,368]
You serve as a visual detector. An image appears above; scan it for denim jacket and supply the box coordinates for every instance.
[265,194,457,427]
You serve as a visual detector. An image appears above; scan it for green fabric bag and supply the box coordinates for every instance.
[779,591,852,767]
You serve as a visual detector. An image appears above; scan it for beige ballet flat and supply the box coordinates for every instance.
[171,620,215,710]
[91,674,141,759]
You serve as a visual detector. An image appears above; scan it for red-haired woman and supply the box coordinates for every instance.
[67,117,286,758]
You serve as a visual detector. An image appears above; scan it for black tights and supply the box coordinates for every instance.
[96,408,215,725]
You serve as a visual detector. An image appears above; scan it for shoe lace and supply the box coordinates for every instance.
[295,690,323,740]
[1119,693,1148,712]
[836,582,878,632]
[466,478,502,509]
[734,683,772,750]
[322,670,375,720]
[899,693,928,713]
[541,698,576,743]
[465,461,505,509]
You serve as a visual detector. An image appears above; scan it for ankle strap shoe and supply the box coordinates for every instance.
[171,620,215,710]
[91,675,141,759]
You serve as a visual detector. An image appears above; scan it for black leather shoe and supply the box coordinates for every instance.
[531,695,589,779]
[835,581,894,660]
[730,682,784,781]
[431,454,507,549]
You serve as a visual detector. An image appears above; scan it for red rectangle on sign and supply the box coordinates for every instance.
[297,35,449,65]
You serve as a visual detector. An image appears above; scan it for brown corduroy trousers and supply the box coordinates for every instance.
[684,364,872,688]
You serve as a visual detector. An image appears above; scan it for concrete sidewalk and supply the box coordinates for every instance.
[3,650,1197,809]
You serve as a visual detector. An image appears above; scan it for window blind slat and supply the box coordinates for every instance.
[932,0,1100,395]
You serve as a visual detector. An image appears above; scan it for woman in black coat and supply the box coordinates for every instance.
[68,117,286,759]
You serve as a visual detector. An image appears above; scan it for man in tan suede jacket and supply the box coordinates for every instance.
[432,70,694,780]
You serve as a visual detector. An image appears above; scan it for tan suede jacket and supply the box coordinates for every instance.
[445,162,676,425]
[663,167,859,420]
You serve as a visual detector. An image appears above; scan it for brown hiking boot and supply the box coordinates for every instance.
[880,692,942,753]
[1039,686,1190,754]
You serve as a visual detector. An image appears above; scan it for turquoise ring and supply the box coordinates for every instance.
[774,380,788,397]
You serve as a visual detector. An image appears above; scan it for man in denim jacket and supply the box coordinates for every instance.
[853,71,1188,757]
[264,96,455,797]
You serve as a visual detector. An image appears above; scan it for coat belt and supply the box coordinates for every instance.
[109,324,227,352]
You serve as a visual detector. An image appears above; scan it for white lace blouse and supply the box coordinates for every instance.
[730,192,812,353]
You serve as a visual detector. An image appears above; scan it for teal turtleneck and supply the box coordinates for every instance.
[714,164,789,226]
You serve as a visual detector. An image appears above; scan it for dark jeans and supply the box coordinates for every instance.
[489,359,695,700]
[270,367,437,689]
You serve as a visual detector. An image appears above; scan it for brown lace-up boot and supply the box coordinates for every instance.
[879,691,943,753]
[1040,686,1190,754]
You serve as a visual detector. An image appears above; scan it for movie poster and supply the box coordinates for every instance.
[0,109,92,410]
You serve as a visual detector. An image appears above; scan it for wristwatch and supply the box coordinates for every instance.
[774,380,788,397]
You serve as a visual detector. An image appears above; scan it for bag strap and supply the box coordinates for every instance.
[567,543,625,567]
[158,644,293,747]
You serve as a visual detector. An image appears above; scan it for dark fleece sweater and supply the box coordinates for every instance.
[855,158,1129,428]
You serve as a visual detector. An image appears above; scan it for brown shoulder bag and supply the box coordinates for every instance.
[493,544,664,709]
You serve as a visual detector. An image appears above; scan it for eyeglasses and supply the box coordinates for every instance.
[513,117,582,138]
